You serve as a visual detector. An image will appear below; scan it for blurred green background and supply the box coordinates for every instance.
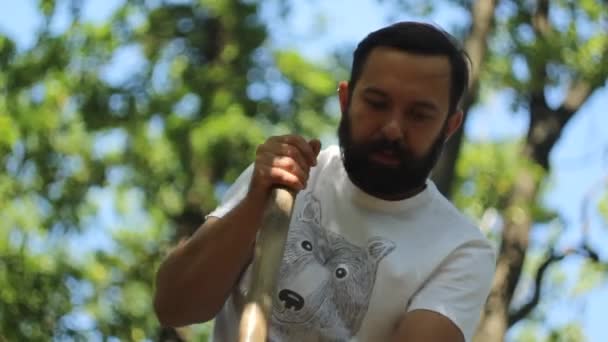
[1,0,607,341]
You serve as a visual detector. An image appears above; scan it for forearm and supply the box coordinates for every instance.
[154,191,268,326]
[391,310,465,342]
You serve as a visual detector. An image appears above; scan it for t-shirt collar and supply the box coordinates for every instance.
[337,161,435,213]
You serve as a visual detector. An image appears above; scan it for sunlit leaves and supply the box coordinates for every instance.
[276,50,335,95]
[453,140,549,221]
[571,260,608,296]
[0,227,80,340]
[484,0,608,94]
[547,324,587,342]
[191,107,264,184]
[513,322,587,342]
[599,192,608,225]
[0,35,16,65]
[578,0,606,21]
[1,0,336,339]
[294,108,336,138]
[0,114,19,150]
[39,0,56,18]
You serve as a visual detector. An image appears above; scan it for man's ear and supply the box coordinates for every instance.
[338,81,350,115]
[445,110,463,141]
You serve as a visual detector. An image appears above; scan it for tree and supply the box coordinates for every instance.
[1,0,336,340]
[410,0,608,340]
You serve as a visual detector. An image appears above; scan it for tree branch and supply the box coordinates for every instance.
[529,0,550,95]
[475,1,608,339]
[526,0,608,169]
[508,172,608,326]
[560,79,594,115]
[507,244,606,327]
[464,0,497,90]
[507,250,566,326]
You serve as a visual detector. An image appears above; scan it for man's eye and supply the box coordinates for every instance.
[411,112,432,121]
[366,99,387,109]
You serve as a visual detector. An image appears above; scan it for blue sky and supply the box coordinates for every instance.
[1,0,607,340]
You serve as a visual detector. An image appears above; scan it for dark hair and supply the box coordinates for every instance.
[349,21,470,115]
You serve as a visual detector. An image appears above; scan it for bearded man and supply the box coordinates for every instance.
[154,21,496,342]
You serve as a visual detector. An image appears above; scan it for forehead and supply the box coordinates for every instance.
[357,47,452,90]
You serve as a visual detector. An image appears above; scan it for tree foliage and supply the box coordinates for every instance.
[434,0,608,340]
[1,0,336,340]
[1,0,607,341]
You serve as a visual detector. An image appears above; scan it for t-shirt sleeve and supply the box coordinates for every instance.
[205,164,254,219]
[406,238,496,342]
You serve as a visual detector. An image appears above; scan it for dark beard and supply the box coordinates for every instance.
[338,112,446,199]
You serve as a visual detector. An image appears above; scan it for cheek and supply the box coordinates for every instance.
[387,119,444,157]
[410,125,446,155]
[347,107,385,141]
[406,135,434,157]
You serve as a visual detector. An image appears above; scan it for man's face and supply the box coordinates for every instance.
[338,47,460,199]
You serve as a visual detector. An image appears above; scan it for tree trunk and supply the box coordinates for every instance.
[472,0,604,338]
[432,0,497,197]
[473,88,596,340]
[474,164,537,341]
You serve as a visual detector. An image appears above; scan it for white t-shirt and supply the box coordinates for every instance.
[208,145,495,342]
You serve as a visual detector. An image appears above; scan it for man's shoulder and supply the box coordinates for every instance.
[425,187,496,269]
[427,183,491,243]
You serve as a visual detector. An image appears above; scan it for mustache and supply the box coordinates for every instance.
[366,138,408,159]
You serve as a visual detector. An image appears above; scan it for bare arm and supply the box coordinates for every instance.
[153,135,321,327]
[154,189,268,326]
[391,309,464,342]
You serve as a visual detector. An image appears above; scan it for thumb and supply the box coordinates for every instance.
[308,139,322,157]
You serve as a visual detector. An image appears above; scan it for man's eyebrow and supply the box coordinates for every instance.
[412,101,440,113]
[363,86,440,112]
[362,86,388,98]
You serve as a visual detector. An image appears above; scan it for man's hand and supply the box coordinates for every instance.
[249,135,322,199]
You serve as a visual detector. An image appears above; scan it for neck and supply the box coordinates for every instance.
[359,182,427,201]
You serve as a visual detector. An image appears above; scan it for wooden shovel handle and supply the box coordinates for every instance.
[238,187,295,342]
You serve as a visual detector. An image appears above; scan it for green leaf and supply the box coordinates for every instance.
[598,191,608,224]
[276,50,336,95]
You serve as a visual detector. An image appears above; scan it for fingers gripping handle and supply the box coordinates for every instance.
[239,187,295,342]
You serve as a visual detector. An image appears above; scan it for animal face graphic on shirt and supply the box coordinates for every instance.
[270,192,395,341]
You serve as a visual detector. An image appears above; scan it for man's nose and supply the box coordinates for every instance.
[380,114,404,142]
